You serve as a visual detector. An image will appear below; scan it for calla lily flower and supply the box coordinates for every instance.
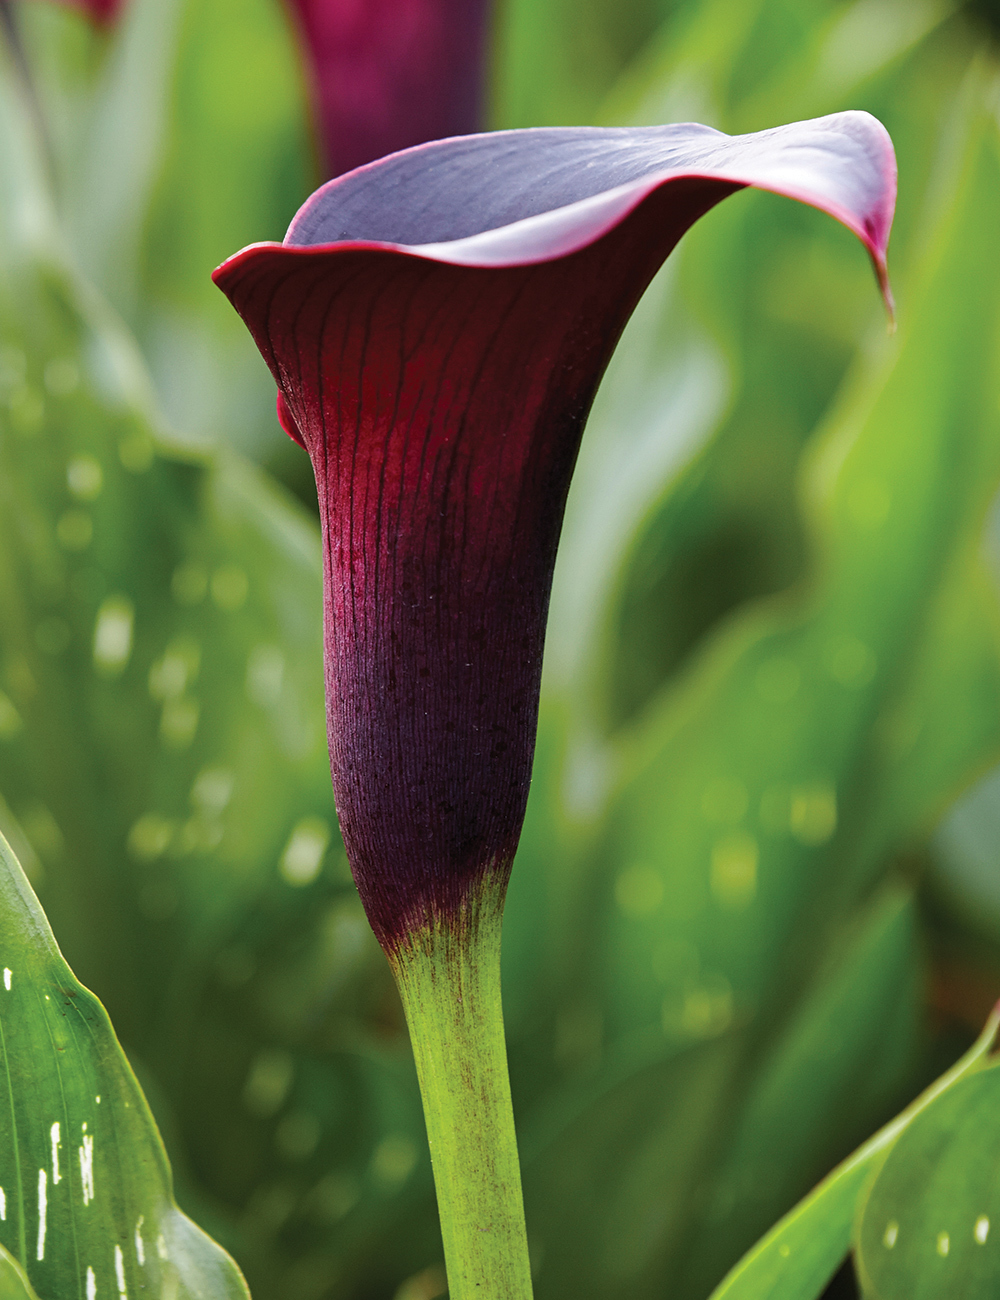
[285,0,491,177]
[214,115,895,954]
[216,116,895,1297]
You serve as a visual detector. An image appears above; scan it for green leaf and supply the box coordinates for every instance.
[591,58,1000,1068]
[681,886,923,1291]
[18,0,313,458]
[855,1060,1000,1299]
[0,828,250,1299]
[521,1028,745,1297]
[0,46,434,1299]
[710,1004,1000,1300]
[131,0,313,456]
[569,0,976,733]
[0,1244,39,1300]
[518,885,922,1300]
[0,51,343,1038]
[492,0,677,128]
[514,38,1000,1300]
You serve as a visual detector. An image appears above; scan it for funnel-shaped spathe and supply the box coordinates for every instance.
[214,113,896,951]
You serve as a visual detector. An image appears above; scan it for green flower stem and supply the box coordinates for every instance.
[390,898,533,1300]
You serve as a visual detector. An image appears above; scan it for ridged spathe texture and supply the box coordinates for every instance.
[214,114,896,950]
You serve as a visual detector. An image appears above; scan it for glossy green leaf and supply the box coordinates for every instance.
[855,1061,1000,1298]
[0,1244,39,1300]
[0,828,250,1298]
[712,1003,1000,1300]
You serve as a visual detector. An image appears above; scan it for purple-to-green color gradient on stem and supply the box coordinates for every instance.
[213,114,896,953]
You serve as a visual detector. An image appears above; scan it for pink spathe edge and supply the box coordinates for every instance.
[215,134,896,318]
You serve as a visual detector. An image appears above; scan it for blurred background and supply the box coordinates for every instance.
[1,0,1000,1296]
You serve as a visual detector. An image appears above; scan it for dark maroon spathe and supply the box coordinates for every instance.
[214,116,896,951]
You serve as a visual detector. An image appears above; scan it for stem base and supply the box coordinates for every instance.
[390,903,533,1300]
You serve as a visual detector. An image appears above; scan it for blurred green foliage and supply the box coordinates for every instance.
[1,0,1000,1298]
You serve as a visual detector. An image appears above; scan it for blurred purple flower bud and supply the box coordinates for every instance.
[285,0,491,177]
[19,0,122,24]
